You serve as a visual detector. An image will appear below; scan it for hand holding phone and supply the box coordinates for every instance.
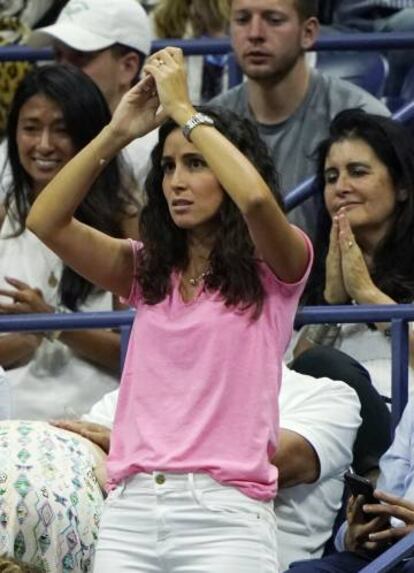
[344,471,379,517]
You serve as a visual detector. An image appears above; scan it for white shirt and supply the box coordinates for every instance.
[0,365,11,419]
[123,129,159,193]
[335,323,414,400]
[0,211,119,419]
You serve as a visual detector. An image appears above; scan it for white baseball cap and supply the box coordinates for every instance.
[29,0,151,55]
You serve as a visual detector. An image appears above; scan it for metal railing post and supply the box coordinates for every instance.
[391,319,409,430]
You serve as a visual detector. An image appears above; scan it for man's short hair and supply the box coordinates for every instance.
[110,44,146,83]
[228,0,319,22]
[295,0,319,21]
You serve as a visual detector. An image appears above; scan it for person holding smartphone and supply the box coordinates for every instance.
[286,399,414,572]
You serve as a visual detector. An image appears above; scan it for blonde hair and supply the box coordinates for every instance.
[153,0,230,39]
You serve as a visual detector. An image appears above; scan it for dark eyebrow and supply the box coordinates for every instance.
[20,116,66,125]
[161,153,205,162]
[347,161,371,168]
[324,161,371,174]
[233,8,285,16]
[183,152,205,160]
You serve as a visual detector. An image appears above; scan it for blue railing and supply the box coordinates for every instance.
[3,31,414,92]
[0,303,411,429]
[3,31,414,61]
[295,305,412,431]
[0,34,412,424]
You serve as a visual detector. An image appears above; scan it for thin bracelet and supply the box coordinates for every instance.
[90,138,108,168]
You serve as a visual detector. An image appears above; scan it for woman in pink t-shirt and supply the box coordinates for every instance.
[27,48,312,573]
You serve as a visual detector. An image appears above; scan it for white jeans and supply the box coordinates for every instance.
[93,472,279,573]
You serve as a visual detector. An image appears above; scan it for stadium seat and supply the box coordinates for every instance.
[399,63,414,106]
[317,51,389,98]
[318,0,336,25]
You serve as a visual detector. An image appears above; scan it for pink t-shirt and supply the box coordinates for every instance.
[107,236,312,501]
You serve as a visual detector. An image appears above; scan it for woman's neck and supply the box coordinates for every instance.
[186,228,215,275]
[30,181,46,202]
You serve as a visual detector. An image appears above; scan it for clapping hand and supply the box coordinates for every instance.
[0,277,54,314]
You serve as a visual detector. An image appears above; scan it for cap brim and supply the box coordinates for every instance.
[28,23,114,51]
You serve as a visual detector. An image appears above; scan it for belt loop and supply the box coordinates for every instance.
[188,473,222,512]
[188,473,203,505]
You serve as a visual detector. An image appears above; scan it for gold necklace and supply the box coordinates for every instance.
[188,270,209,287]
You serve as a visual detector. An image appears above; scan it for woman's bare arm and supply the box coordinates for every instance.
[0,333,42,369]
[26,76,162,299]
[145,48,310,284]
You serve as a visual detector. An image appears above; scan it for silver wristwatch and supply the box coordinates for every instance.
[182,112,215,141]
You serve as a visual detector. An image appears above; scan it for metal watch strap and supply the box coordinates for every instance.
[182,113,214,141]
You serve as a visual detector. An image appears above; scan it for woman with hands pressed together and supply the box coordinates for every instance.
[27,47,312,572]
[295,109,414,400]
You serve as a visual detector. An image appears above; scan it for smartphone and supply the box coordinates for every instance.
[344,471,379,513]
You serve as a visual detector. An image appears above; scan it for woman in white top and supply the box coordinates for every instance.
[0,64,138,419]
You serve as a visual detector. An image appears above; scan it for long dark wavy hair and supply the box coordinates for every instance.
[303,108,414,306]
[4,64,135,310]
[137,105,283,316]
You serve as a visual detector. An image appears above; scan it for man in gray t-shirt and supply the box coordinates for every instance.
[210,0,389,235]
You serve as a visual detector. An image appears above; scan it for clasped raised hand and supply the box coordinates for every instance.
[143,47,195,125]
[108,73,166,145]
[324,210,376,303]
[109,47,193,146]
[324,215,348,303]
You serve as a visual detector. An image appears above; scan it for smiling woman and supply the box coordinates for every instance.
[323,138,398,247]
[295,108,414,399]
[0,64,139,420]
[16,93,75,195]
